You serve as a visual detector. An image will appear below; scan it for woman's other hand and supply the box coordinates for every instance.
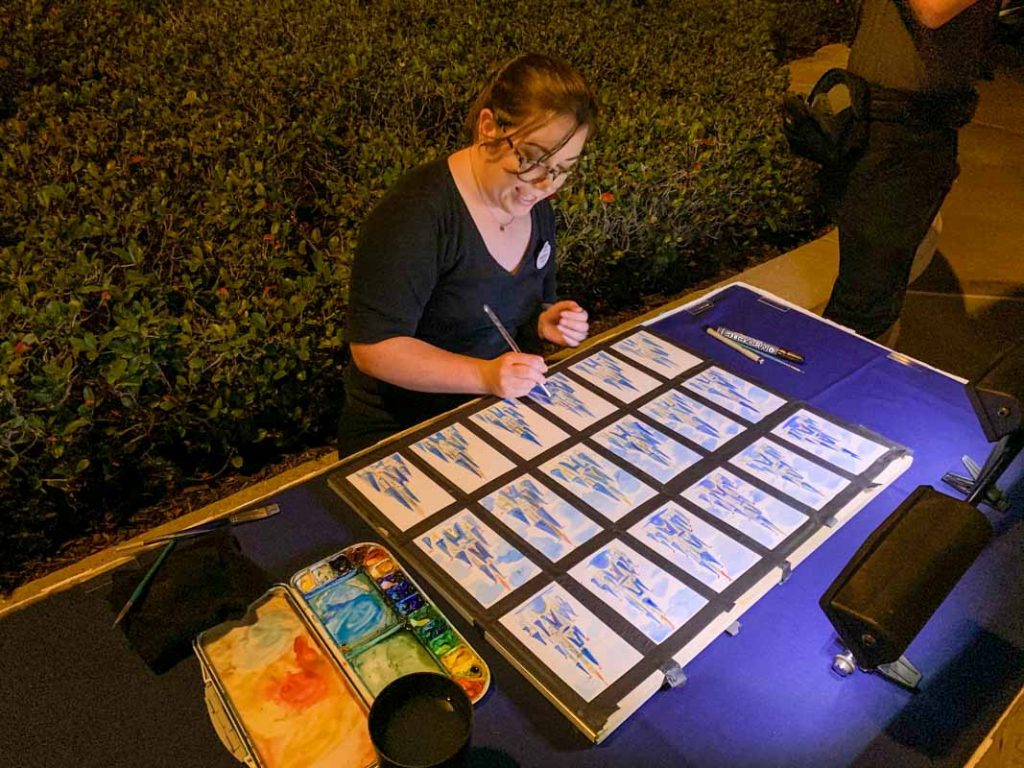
[539,300,589,347]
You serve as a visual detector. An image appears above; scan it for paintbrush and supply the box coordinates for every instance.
[483,303,552,399]
[141,503,281,545]
[110,503,280,628]
[111,539,177,628]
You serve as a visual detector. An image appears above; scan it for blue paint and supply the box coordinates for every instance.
[385,579,415,602]
[394,593,425,615]
[307,572,398,648]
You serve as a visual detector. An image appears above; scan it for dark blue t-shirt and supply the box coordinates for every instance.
[339,158,557,454]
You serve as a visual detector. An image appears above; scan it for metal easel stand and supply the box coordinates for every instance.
[948,428,1024,509]
[831,648,922,689]
[942,450,1016,512]
[955,340,1024,509]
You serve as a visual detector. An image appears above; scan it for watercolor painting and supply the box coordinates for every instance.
[569,540,708,644]
[591,416,702,483]
[612,330,703,378]
[305,572,400,649]
[199,589,376,768]
[418,511,541,608]
[680,367,786,423]
[470,399,569,459]
[772,409,889,475]
[348,452,454,531]
[500,583,642,703]
[527,372,617,431]
[540,446,656,522]
[729,437,850,509]
[411,423,516,492]
[630,501,760,592]
[639,389,744,451]
[682,468,808,549]
[569,350,661,403]
[480,475,602,561]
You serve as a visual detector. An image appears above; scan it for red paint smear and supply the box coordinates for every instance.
[267,636,330,711]
[456,677,485,702]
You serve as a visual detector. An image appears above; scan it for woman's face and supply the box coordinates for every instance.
[482,112,588,218]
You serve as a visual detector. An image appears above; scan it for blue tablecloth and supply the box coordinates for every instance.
[231,284,1024,768]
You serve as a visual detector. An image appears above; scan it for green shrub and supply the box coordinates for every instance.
[0,0,832,583]
[766,0,860,59]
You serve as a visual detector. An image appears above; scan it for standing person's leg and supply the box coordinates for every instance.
[824,122,959,341]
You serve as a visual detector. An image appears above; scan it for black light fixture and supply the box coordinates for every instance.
[820,485,992,687]
[955,341,1024,507]
[821,340,1023,688]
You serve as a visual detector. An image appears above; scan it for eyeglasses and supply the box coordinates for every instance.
[506,137,574,185]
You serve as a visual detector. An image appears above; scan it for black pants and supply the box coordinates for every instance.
[822,118,959,339]
[337,364,471,458]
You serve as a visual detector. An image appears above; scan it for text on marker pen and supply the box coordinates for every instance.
[714,327,804,364]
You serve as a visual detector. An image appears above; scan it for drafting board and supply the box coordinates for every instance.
[328,303,912,743]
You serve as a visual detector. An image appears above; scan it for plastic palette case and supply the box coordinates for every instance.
[194,542,491,768]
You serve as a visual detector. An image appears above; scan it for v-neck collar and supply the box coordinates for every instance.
[446,155,537,277]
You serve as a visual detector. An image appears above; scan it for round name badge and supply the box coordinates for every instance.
[536,241,551,270]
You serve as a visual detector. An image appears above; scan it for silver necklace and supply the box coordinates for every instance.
[469,149,516,232]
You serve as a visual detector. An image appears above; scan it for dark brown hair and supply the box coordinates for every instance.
[467,53,598,155]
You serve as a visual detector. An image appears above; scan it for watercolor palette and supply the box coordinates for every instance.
[290,542,490,703]
[195,543,490,768]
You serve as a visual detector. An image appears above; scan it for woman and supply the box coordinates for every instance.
[338,53,597,456]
